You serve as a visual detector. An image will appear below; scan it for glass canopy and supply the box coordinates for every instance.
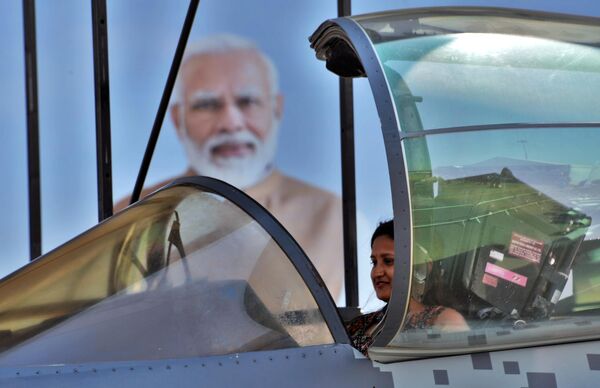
[357,9,600,130]
[311,7,600,361]
[0,178,336,365]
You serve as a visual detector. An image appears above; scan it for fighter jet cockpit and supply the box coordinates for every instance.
[1,5,600,387]
[311,7,600,361]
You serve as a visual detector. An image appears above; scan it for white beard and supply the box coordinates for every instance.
[180,122,279,189]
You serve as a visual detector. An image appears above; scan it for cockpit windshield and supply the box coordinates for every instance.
[0,182,333,365]
[349,10,600,360]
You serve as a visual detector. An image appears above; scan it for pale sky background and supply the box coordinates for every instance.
[1,0,599,310]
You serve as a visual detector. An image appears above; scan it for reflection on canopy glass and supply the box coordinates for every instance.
[359,13,600,130]
[0,185,333,365]
[357,11,600,358]
[388,127,600,354]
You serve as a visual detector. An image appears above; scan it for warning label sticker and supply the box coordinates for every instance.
[485,262,528,288]
[508,232,544,264]
[482,273,499,288]
[489,250,504,262]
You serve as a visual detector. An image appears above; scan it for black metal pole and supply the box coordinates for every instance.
[23,0,42,261]
[91,0,113,221]
[130,0,200,205]
[338,0,359,308]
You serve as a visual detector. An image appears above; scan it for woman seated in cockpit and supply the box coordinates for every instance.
[346,220,468,356]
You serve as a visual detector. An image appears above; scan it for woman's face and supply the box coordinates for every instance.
[370,235,395,302]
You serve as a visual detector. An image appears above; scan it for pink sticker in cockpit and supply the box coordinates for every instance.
[482,273,498,288]
[485,262,528,288]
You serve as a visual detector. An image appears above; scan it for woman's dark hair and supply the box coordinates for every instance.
[371,219,394,247]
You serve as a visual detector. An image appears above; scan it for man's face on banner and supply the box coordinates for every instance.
[171,50,283,188]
